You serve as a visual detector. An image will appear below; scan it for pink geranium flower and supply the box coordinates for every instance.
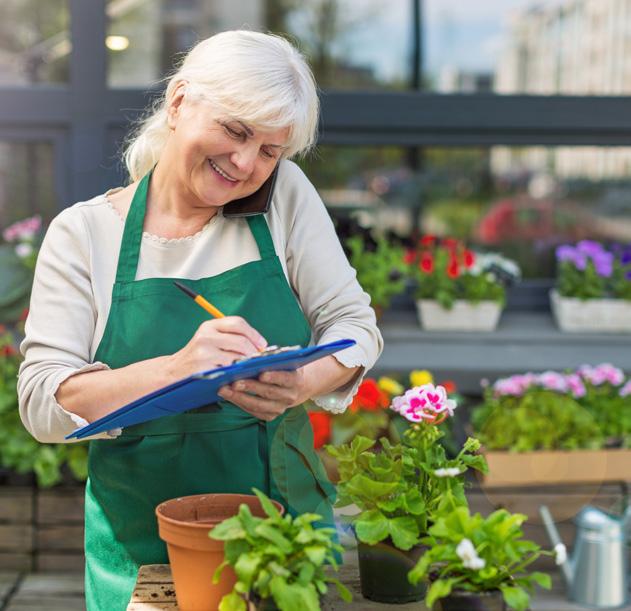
[620,381,631,398]
[578,363,625,386]
[390,383,457,424]
[2,215,41,243]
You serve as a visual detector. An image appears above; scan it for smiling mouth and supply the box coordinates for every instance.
[208,159,238,182]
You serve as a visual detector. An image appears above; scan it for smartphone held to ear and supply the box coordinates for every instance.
[222,164,279,218]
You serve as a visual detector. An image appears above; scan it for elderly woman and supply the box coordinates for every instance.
[17,30,382,610]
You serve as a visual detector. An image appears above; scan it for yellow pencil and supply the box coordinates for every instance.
[173,281,225,319]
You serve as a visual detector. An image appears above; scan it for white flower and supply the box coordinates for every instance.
[466,556,486,570]
[554,543,567,565]
[15,243,33,258]
[456,538,486,570]
[434,467,462,478]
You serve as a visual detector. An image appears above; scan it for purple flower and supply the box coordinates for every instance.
[576,240,605,256]
[620,381,631,398]
[626,270,631,281]
[556,245,576,262]
[593,252,614,278]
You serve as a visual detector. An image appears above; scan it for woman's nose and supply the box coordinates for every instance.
[230,144,257,175]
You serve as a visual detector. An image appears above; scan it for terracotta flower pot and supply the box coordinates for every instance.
[156,493,284,611]
[433,588,505,611]
[357,538,426,604]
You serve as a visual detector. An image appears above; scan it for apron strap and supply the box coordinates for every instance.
[246,215,277,259]
[115,171,151,284]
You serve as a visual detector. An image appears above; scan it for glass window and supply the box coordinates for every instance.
[0,142,57,227]
[425,0,631,96]
[301,144,631,278]
[107,0,411,90]
[0,0,69,85]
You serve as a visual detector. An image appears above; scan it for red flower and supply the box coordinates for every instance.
[440,380,457,394]
[1,345,17,357]
[447,257,460,279]
[420,252,434,273]
[403,249,416,265]
[0,324,6,334]
[420,235,436,247]
[308,412,332,449]
[350,379,389,412]
[441,237,461,251]
[464,250,475,268]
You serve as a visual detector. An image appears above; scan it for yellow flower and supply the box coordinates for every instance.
[410,369,433,387]
[378,376,404,396]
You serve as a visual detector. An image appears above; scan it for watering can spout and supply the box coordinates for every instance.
[539,505,573,585]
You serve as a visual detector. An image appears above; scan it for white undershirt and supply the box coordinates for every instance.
[17,160,383,443]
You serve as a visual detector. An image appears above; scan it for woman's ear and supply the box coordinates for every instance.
[166,81,188,130]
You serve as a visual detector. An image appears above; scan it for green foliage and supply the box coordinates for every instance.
[472,388,603,452]
[0,327,88,487]
[346,236,407,310]
[0,245,33,324]
[327,427,487,551]
[423,198,487,240]
[557,259,607,300]
[210,489,350,611]
[408,501,551,611]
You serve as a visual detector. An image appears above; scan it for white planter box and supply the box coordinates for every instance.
[550,289,631,333]
[415,300,502,331]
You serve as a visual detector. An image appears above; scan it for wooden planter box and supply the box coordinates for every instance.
[415,299,502,331]
[0,484,85,571]
[480,448,631,488]
[550,289,631,333]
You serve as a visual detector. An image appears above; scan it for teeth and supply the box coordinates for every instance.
[209,159,237,182]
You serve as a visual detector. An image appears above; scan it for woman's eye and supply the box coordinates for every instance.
[224,125,244,139]
[260,148,275,159]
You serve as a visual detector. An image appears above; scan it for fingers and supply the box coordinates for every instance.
[209,317,267,351]
[218,386,286,421]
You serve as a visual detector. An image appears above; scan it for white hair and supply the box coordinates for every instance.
[123,30,319,182]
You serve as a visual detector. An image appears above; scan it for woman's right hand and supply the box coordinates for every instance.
[167,317,267,379]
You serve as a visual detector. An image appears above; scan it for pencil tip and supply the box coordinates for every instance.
[173,280,196,299]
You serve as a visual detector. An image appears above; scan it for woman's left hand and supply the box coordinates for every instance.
[217,369,311,421]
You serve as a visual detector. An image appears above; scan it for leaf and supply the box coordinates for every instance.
[529,571,552,590]
[499,584,530,611]
[255,524,293,554]
[210,517,246,541]
[328,577,352,602]
[219,591,247,611]
[253,488,282,520]
[234,552,262,586]
[303,545,326,566]
[269,576,320,611]
[388,516,420,551]
[355,510,389,545]
[426,578,458,608]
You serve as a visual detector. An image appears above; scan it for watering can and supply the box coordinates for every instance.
[540,504,631,609]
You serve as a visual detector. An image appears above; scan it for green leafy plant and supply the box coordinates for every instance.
[346,235,407,311]
[406,236,520,310]
[408,498,552,611]
[210,489,351,611]
[327,384,487,550]
[0,215,42,323]
[473,364,631,451]
[0,325,87,487]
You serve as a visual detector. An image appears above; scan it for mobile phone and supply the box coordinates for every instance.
[222,164,279,218]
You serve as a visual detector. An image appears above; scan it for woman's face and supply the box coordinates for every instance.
[165,89,290,208]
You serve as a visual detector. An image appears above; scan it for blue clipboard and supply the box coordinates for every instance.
[65,338,356,440]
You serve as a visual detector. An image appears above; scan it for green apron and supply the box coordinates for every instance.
[84,172,336,611]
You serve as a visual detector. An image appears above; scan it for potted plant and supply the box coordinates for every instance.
[156,492,285,611]
[406,236,520,331]
[408,498,556,611]
[0,324,88,487]
[346,235,408,319]
[0,215,42,323]
[327,382,487,603]
[209,488,350,611]
[551,240,631,332]
[472,364,631,487]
